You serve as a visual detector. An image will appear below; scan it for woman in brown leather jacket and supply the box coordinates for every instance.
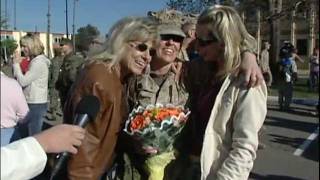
[62,17,157,180]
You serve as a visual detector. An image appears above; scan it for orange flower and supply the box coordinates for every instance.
[130,107,185,131]
[130,115,146,131]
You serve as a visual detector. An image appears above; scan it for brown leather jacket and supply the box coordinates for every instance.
[63,60,127,180]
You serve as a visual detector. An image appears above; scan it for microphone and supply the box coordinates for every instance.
[50,95,100,180]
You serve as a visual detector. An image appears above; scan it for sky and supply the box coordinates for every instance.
[1,0,168,35]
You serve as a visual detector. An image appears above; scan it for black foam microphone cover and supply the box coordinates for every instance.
[50,95,100,180]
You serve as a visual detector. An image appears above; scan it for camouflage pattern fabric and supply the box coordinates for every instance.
[48,55,64,121]
[56,54,85,107]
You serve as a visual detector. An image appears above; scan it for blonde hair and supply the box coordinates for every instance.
[198,5,257,78]
[93,17,156,67]
[20,34,44,57]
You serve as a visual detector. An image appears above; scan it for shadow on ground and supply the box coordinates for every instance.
[249,172,306,180]
[267,106,318,118]
[268,134,305,149]
[265,115,318,133]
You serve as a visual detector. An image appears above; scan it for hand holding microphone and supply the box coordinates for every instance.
[34,124,85,154]
[50,95,100,180]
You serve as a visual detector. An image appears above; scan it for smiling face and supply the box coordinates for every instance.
[154,34,183,64]
[120,40,153,75]
[195,24,223,62]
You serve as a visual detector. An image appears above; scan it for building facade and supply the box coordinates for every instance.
[1,30,68,59]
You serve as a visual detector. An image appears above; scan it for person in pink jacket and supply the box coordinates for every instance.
[1,72,29,146]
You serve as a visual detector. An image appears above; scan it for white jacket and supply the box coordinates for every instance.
[13,54,51,104]
[1,137,47,180]
[201,75,267,180]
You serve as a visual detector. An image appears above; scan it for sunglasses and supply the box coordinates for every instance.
[196,36,218,47]
[160,34,184,43]
[130,42,156,56]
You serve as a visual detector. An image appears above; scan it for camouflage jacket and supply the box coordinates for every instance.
[48,56,64,90]
[127,70,189,110]
[56,53,85,104]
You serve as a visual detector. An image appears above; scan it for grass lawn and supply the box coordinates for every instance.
[269,77,319,99]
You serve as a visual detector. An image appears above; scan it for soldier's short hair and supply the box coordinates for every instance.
[181,21,196,34]
[60,38,73,47]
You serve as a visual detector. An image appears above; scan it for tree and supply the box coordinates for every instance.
[75,24,100,53]
[166,0,218,14]
[1,39,18,61]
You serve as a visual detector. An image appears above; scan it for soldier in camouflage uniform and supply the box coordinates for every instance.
[48,46,64,122]
[56,38,85,108]
[116,23,189,180]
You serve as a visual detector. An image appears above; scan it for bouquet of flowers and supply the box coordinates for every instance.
[123,103,190,180]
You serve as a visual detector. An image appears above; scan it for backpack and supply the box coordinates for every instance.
[279,58,293,83]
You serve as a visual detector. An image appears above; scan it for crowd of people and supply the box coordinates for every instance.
[0,4,318,180]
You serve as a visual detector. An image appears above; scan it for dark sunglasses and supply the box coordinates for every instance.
[196,36,218,47]
[160,34,184,43]
[131,43,156,56]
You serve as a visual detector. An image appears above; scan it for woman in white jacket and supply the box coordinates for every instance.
[13,34,51,136]
[191,5,267,180]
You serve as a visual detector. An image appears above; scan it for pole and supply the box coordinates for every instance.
[4,0,8,28]
[47,0,51,58]
[72,0,77,54]
[257,9,261,61]
[14,0,17,30]
[66,0,69,38]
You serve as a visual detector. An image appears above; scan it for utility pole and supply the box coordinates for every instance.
[72,0,78,54]
[14,0,16,30]
[65,0,69,38]
[4,0,8,29]
[47,0,51,58]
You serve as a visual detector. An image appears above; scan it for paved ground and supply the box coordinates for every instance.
[250,97,319,180]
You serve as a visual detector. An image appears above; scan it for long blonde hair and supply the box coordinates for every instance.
[20,34,44,57]
[93,17,156,67]
[198,5,257,77]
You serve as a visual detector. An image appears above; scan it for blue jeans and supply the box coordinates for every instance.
[26,103,48,136]
[1,128,15,146]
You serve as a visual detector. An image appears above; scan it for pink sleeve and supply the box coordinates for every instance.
[14,84,29,122]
